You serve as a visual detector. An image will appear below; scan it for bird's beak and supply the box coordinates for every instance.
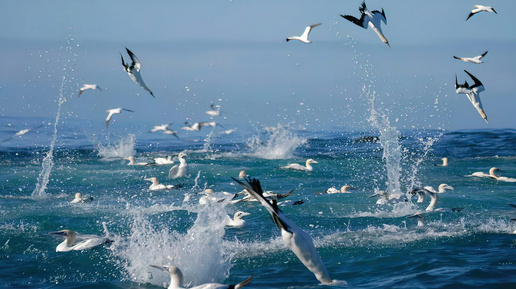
[368,193,379,198]
[149,265,166,272]
[48,231,66,236]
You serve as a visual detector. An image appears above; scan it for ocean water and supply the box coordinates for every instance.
[2,112,516,289]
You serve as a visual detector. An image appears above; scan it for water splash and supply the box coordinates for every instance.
[246,124,306,159]
[96,134,136,159]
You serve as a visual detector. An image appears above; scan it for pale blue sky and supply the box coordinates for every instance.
[1,0,515,132]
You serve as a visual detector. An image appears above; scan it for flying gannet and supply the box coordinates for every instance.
[144,177,180,191]
[105,108,134,128]
[70,193,93,204]
[181,122,218,132]
[225,211,251,228]
[206,104,221,117]
[341,1,390,47]
[168,153,188,179]
[286,23,322,43]
[78,84,102,97]
[120,47,155,97]
[233,177,335,285]
[455,70,488,123]
[454,51,488,64]
[1,125,43,143]
[281,159,318,172]
[150,265,253,289]
[48,229,112,252]
[467,5,497,21]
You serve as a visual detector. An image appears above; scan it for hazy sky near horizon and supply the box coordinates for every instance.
[1,0,515,132]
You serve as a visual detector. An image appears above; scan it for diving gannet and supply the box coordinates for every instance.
[48,229,112,252]
[150,265,253,289]
[125,156,154,166]
[455,70,488,123]
[153,156,174,165]
[70,193,93,204]
[281,159,318,172]
[286,23,322,43]
[78,84,102,97]
[233,177,334,284]
[144,177,180,191]
[435,157,449,167]
[467,5,497,21]
[106,108,134,128]
[206,104,221,117]
[423,184,454,211]
[341,1,390,47]
[454,51,488,64]
[168,153,188,179]
[225,211,251,228]
[120,48,155,97]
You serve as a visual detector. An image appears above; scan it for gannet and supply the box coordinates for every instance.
[325,185,351,194]
[454,51,488,64]
[238,170,248,179]
[120,47,155,98]
[168,153,188,178]
[70,193,93,204]
[199,189,234,205]
[1,125,43,143]
[281,159,318,172]
[78,84,102,97]
[231,189,294,204]
[151,124,172,133]
[435,157,449,167]
[181,122,218,132]
[149,265,253,289]
[206,104,221,117]
[368,190,389,205]
[286,23,322,43]
[144,177,179,191]
[233,177,334,285]
[423,184,454,211]
[341,1,390,47]
[407,212,426,227]
[153,156,174,165]
[226,211,251,228]
[125,156,154,166]
[48,230,112,252]
[455,70,488,123]
[467,5,497,21]
[469,167,500,178]
[410,188,426,203]
[106,108,134,128]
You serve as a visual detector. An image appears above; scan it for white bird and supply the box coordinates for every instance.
[468,167,516,182]
[238,170,248,179]
[48,230,112,252]
[410,188,426,203]
[341,1,390,47]
[467,5,497,21]
[151,124,172,133]
[198,189,234,205]
[70,193,93,204]
[281,159,318,172]
[435,157,449,167]
[368,190,390,205]
[325,185,351,194]
[230,189,294,204]
[120,47,155,97]
[1,125,43,143]
[225,211,251,228]
[454,51,488,64]
[106,108,134,128]
[168,153,188,178]
[206,104,221,117]
[78,84,102,97]
[286,23,322,43]
[149,265,253,289]
[144,177,179,191]
[182,122,218,132]
[407,212,426,227]
[422,184,454,212]
[233,177,334,285]
[125,156,154,166]
[153,156,174,165]
[455,70,488,123]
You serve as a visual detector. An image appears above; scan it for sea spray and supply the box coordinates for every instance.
[96,134,136,159]
[32,36,76,197]
[246,124,307,159]
[112,199,232,287]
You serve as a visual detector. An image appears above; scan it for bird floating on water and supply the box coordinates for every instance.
[168,153,188,179]
[120,47,155,97]
[233,177,335,285]
[78,84,102,97]
[153,156,174,165]
[281,159,318,172]
[317,185,351,195]
[106,108,133,128]
[420,184,454,212]
[149,265,253,289]
[468,167,516,182]
[435,157,449,167]
[70,193,93,204]
[455,70,488,123]
[144,177,180,191]
[454,51,488,64]
[286,23,322,43]
[341,1,390,47]
[467,5,497,21]
[226,211,251,228]
[48,229,112,252]
[125,156,154,166]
